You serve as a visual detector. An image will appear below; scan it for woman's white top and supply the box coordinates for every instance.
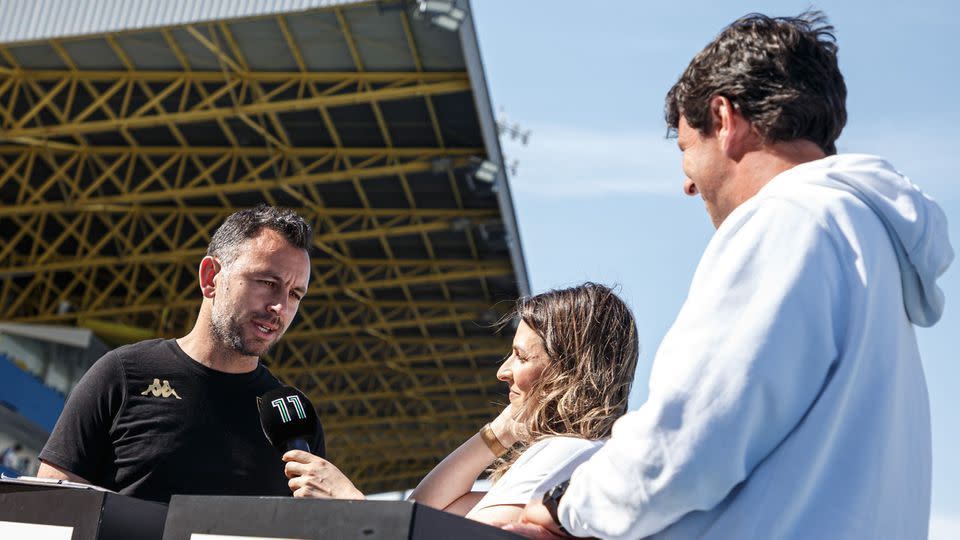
[468,436,603,514]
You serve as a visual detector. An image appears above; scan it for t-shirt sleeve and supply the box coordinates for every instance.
[39,351,126,484]
[471,437,603,511]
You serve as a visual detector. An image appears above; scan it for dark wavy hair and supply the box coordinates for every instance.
[207,205,312,266]
[665,11,847,154]
[491,282,639,480]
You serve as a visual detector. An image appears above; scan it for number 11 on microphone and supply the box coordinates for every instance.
[270,396,306,423]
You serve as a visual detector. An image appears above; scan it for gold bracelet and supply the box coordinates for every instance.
[480,423,509,457]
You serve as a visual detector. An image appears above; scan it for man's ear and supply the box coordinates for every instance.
[709,95,754,159]
[198,256,221,299]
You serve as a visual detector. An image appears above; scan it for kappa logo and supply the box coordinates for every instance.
[140,378,182,399]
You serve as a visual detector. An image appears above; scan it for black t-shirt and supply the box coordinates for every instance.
[39,338,325,503]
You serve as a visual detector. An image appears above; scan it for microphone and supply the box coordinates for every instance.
[257,386,319,453]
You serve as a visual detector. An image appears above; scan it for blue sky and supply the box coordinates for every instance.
[471,1,959,537]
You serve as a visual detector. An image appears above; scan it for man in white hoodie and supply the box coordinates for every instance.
[512,11,954,540]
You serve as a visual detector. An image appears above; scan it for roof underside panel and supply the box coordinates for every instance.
[0,0,370,44]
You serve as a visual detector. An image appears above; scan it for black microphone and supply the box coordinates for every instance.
[257,386,319,453]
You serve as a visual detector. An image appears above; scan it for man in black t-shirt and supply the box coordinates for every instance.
[38,206,324,503]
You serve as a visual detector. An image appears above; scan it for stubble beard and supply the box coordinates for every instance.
[210,303,276,358]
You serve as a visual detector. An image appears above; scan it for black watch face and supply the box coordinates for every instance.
[545,479,570,503]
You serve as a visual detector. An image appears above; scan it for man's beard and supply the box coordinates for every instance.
[210,307,278,357]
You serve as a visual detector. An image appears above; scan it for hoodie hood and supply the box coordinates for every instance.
[786,154,953,327]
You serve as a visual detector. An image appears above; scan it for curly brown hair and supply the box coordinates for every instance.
[491,282,639,480]
[665,11,847,154]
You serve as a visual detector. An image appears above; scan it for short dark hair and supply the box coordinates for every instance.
[207,206,312,266]
[665,11,847,154]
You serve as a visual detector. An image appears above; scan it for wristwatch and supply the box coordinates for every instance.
[541,480,570,535]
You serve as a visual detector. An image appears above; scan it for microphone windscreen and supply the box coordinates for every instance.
[257,386,318,453]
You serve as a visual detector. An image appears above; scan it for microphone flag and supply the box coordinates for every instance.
[257,386,318,453]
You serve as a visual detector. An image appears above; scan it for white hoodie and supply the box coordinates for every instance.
[553,154,954,539]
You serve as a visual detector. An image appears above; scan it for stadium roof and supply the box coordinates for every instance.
[0,0,529,492]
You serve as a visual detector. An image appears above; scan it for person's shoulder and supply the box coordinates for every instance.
[234,362,292,397]
[254,362,285,388]
[102,338,180,378]
[112,338,172,358]
[760,154,893,215]
[485,437,604,504]
[106,337,170,363]
[529,436,601,452]
[723,169,849,241]
[519,437,603,465]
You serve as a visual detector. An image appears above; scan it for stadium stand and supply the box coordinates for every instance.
[0,0,529,493]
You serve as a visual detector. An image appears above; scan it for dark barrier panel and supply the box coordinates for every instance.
[0,481,167,540]
[164,495,521,540]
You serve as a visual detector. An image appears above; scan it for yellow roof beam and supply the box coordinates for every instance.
[272,347,507,376]
[0,251,504,277]
[78,317,156,347]
[26,303,503,347]
[285,307,500,341]
[1,78,471,139]
[305,380,503,404]
[4,264,512,322]
[1,69,466,83]
[0,145,482,158]
[0,218,500,275]
[0,157,474,215]
[320,406,503,431]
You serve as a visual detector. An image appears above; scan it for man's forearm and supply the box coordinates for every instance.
[37,461,92,485]
[408,432,498,511]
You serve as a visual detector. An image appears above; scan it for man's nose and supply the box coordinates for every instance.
[267,293,286,316]
[683,178,698,196]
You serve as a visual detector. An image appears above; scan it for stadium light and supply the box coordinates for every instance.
[417,0,466,32]
[473,160,498,184]
[465,158,500,192]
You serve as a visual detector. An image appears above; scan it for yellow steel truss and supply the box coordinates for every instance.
[0,3,518,493]
[0,68,469,139]
[0,146,476,212]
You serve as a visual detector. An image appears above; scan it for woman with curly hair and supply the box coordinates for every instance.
[283,282,639,526]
